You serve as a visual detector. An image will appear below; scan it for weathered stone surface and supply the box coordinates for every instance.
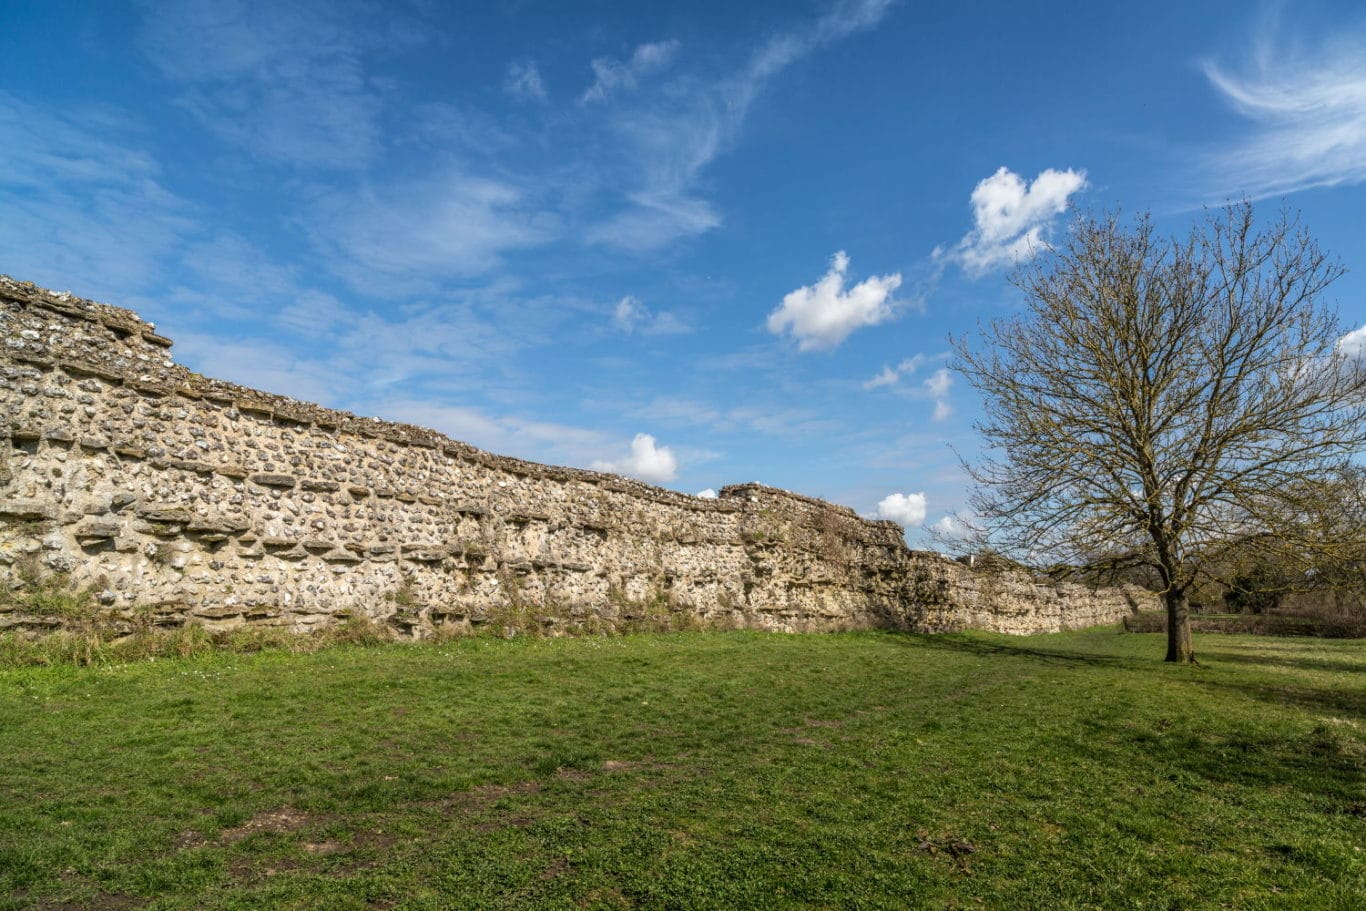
[136,505,192,524]
[186,516,251,536]
[0,500,54,520]
[74,521,121,539]
[0,274,1158,637]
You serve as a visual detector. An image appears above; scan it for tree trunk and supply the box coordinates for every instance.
[1164,590,1194,664]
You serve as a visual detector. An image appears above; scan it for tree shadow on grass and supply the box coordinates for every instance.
[1190,675,1366,720]
[1197,646,1366,678]
[881,632,1151,669]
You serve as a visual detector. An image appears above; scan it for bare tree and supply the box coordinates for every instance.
[953,203,1366,663]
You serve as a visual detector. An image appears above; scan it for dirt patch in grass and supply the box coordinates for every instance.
[540,857,573,880]
[302,840,344,856]
[446,780,542,808]
[220,807,310,844]
[226,853,304,885]
[553,767,595,781]
[803,718,845,728]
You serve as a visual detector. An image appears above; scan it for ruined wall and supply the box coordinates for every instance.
[0,276,1154,637]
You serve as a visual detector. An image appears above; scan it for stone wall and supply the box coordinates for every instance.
[0,276,1155,637]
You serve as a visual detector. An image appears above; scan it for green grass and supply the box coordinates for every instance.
[1,628,1362,910]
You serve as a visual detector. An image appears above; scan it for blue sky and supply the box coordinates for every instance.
[3,0,1365,545]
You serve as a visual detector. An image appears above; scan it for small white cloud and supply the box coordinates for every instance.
[611,295,691,335]
[875,491,927,527]
[922,366,952,398]
[768,251,902,351]
[504,59,547,101]
[696,488,718,499]
[863,356,951,419]
[924,367,953,420]
[862,354,926,390]
[941,167,1087,276]
[581,39,681,104]
[930,514,974,540]
[613,295,644,329]
[592,433,679,483]
[863,365,900,390]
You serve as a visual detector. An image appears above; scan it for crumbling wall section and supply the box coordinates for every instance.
[0,277,1154,636]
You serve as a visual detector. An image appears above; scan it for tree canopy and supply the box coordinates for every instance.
[954,203,1366,662]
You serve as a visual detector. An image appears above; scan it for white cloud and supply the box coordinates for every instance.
[876,492,928,528]
[1340,325,1366,361]
[696,488,718,499]
[591,433,679,483]
[939,167,1087,276]
[612,295,691,335]
[504,59,548,101]
[767,251,902,351]
[582,39,681,104]
[1203,24,1366,198]
[932,399,953,422]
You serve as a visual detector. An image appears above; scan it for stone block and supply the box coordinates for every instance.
[74,521,121,539]
[0,499,54,520]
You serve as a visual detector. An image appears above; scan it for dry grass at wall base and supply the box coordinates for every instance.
[0,569,727,667]
[1,627,1362,910]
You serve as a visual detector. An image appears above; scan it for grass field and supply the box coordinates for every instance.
[1,627,1362,910]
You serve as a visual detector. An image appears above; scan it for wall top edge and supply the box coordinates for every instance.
[1,275,916,536]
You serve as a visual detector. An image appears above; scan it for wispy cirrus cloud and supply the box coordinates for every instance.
[1202,21,1366,198]
[581,40,681,104]
[311,170,560,293]
[136,0,420,169]
[611,296,691,335]
[378,400,626,469]
[0,91,196,301]
[130,0,898,280]
[504,59,548,102]
[587,0,896,250]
